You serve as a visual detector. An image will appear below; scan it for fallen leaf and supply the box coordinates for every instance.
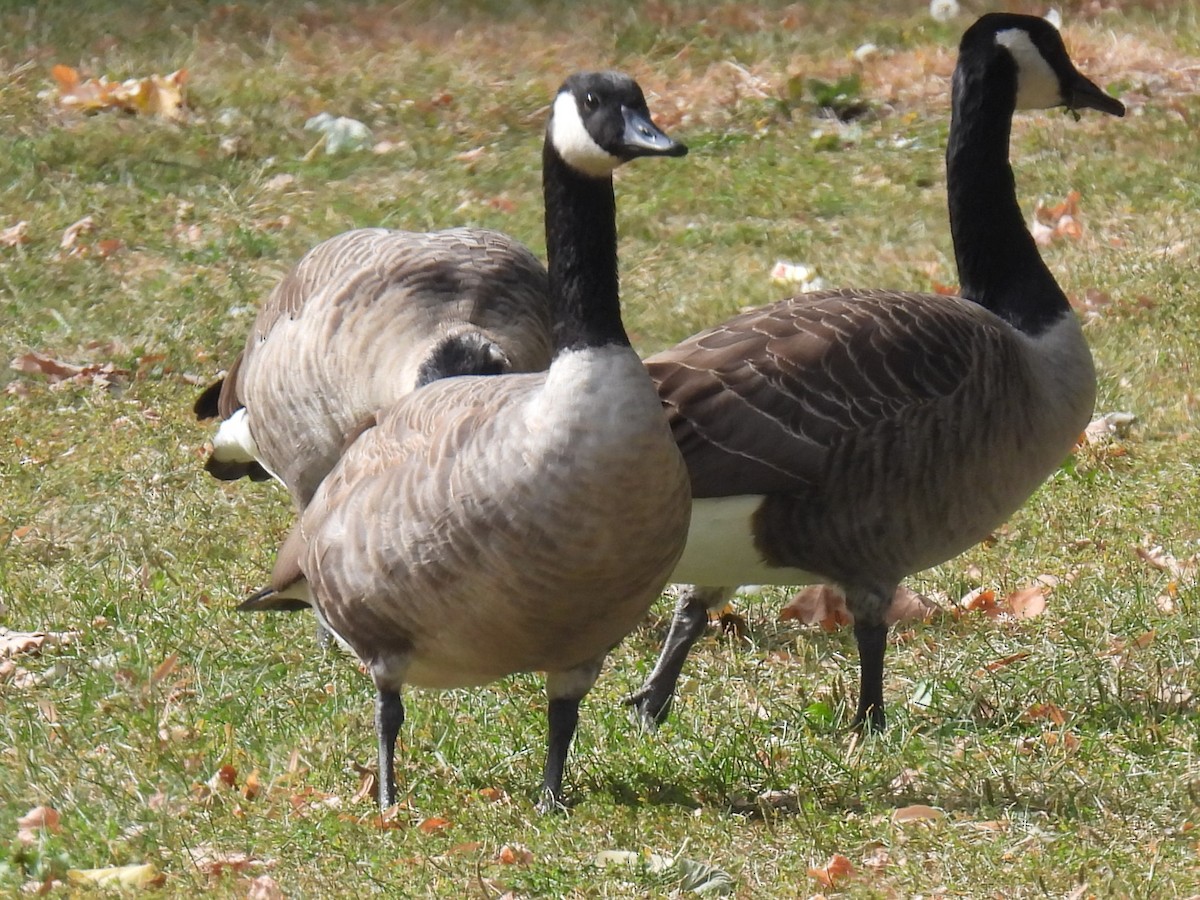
[1,221,29,247]
[17,806,62,845]
[454,146,487,164]
[52,65,187,121]
[189,844,272,877]
[417,816,452,834]
[1032,190,1082,246]
[67,864,163,889]
[891,804,944,824]
[1,628,79,658]
[245,874,285,900]
[807,853,855,887]
[1022,702,1067,725]
[150,654,179,686]
[477,787,507,803]
[209,764,238,791]
[242,769,262,801]
[1084,411,1136,443]
[886,585,941,624]
[780,585,850,631]
[980,651,1032,673]
[1005,586,1047,620]
[959,587,998,615]
[60,215,95,251]
[497,844,533,865]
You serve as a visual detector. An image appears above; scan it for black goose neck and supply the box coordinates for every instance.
[947,52,1071,336]
[542,141,630,353]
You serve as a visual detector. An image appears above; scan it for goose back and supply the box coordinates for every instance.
[654,288,1094,588]
[204,226,554,506]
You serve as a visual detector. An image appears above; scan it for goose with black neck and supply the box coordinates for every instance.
[243,71,691,812]
[626,14,1126,733]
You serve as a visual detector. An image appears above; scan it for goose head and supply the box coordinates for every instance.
[962,13,1125,117]
[548,71,687,178]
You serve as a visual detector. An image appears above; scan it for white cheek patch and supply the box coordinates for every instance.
[549,91,621,177]
[995,28,1063,110]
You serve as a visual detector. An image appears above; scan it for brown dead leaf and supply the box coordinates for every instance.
[1023,703,1067,725]
[17,806,62,845]
[862,845,890,871]
[807,853,855,888]
[60,215,95,251]
[1,221,29,247]
[959,587,999,615]
[245,874,285,900]
[52,65,187,121]
[891,804,944,824]
[1005,586,1047,620]
[780,585,851,632]
[497,844,533,865]
[1,627,79,658]
[477,787,508,804]
[150,654,179,686]
[189,844,272,878]
[417,816,452,834]
[981,651,1032,673]
[242,769,262,801]
[886,585,941,625]
[1032,190,1082,247]
[209,764,238,791]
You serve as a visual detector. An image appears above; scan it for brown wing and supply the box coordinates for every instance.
[649,288,1020,498]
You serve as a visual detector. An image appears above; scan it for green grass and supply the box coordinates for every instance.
[3,0,1200,895]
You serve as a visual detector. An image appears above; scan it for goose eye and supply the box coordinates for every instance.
[583,92,599,110]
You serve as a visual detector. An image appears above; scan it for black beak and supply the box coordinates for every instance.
[619,105,688,159]
[1067,70,1125,117]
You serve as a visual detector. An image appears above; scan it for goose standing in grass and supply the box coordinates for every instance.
[194,227,554,508]
[244,71,690,811]
[625,13,1125,731]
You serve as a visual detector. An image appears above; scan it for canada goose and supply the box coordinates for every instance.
[243,71,691,811]
[193,226,554,509]
[625,13,1125,731]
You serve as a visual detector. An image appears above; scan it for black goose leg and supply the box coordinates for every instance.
[850,621,888,732]
[537,697,580,814]
[375,688,404,810]
[625,586,732,727]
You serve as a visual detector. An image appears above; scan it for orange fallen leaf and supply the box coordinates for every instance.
[959,587,998,614]
[51,65,187,121]
[497,844,533,865]
[209,764,238,791]
[17,806,61,845]
[1022,702,1067,725]
[981,651,1031,673]
[242,769,262,801]
[150,654,179,686]
[477,787,507,803]
[807,853,855,887]
[417,816,452,834]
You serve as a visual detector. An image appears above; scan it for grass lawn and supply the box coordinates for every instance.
[3,0,1200,895]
